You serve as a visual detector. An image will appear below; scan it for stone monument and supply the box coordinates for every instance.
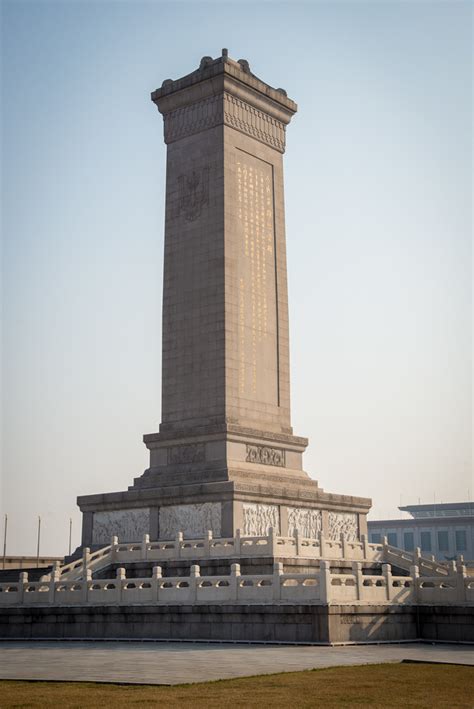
[78,50,371,547]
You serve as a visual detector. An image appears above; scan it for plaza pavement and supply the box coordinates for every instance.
[0,641,472,685]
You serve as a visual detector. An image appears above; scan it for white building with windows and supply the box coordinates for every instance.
[368,502,474,562]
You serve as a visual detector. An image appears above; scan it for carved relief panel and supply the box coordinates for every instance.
[246,444,285,467]
[328,512,359,541]
[287,507,322,539]
[92,508,150,545]
[242,503,280,536]
[159,503,221,540]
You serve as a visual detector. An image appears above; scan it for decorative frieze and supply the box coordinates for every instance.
[223,93,286,152]
[246,444,285,467]
[242,503,280,536]
[287,507,322,539]
[92,508,150,545]
[328,512,359,542]
[168,443,206,465]
[159,503,221,539]
[163,92,286,152]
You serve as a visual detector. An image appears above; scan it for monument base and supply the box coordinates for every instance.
[78,423,370,547]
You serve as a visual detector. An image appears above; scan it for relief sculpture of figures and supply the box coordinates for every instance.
[287,507,322,539]
[242,503,280,536]
[328,512,358,541]
[178,167,209,222]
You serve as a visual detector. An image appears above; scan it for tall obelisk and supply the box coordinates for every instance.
[78,51,371,546]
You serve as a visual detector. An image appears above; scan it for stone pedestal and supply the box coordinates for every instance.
[78,51,371,546]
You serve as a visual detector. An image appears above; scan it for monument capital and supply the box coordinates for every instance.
[151,50,297,152]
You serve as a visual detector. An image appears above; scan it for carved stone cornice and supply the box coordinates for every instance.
[162,91,286,152]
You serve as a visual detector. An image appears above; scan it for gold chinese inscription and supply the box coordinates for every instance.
[236,151,278,406]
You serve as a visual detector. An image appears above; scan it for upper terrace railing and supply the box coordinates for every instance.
[0,560,472,608]
[54,530,451,583]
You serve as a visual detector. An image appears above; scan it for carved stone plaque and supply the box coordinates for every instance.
[92,508,150,545]
[246,444,285,467]
[242,503,280,536]
[287,507,322,539]
[168,443,205,465]
[328,512,359,541]
[159,503,221,540]
[178,167,209,222]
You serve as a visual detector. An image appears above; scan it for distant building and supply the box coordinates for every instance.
[1,556,63,571]
[368,502,474,562]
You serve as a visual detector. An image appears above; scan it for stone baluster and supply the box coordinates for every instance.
[142,534,150,561]
[110,536,118,562]
[235,528,241,556]
[273,562,283,601]
[116,567,126,604]
[456,555,464,572]
[319,560,331,604]
[190,564,200,603]
[410,564,419,603]
[340,532,348,559]
[152,565,162,603]
[319,530,326,559]
[382,563,392,601]
[294,528,301,557]
[82,569,92,604]
[361,533,370,561]
[49,563,61,604]
[457,564,467,603]
[176,532,183,559]
[82,547,91,579]
[231,563,240,601]
[18,571,28,604]
[268,527,276,556]
[205,530,213,557]
[352,561,362,601]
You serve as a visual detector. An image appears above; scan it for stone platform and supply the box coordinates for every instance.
[1,604,473,644]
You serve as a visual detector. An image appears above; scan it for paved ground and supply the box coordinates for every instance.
[0,641,472,685]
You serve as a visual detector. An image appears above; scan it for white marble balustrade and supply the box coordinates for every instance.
[1,561,472,607]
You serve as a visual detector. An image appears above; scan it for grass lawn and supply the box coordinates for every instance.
[0,662,473,708]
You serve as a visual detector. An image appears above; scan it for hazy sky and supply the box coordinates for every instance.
[1,0,472,556]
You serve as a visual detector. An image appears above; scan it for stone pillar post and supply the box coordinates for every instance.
[231,562,240,602]
[410,564,419,603]
[82,547,90,579]
[19,572,28,604]
[352,561,362,602]
[116,567,126,604]
[273,561,283,601]
[235,528,241,556]
[152,565,162,603]
[142,534,150,560]
[382,563,392,601]
[190,564,200,602]
[82,569,92,604]
[319,560,331,604]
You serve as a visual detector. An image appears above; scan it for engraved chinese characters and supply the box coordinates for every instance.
[236,152,279,406]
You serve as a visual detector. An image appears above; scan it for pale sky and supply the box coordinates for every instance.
[1,0,472,555]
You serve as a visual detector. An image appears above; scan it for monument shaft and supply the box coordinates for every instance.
[157,55,294,435]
